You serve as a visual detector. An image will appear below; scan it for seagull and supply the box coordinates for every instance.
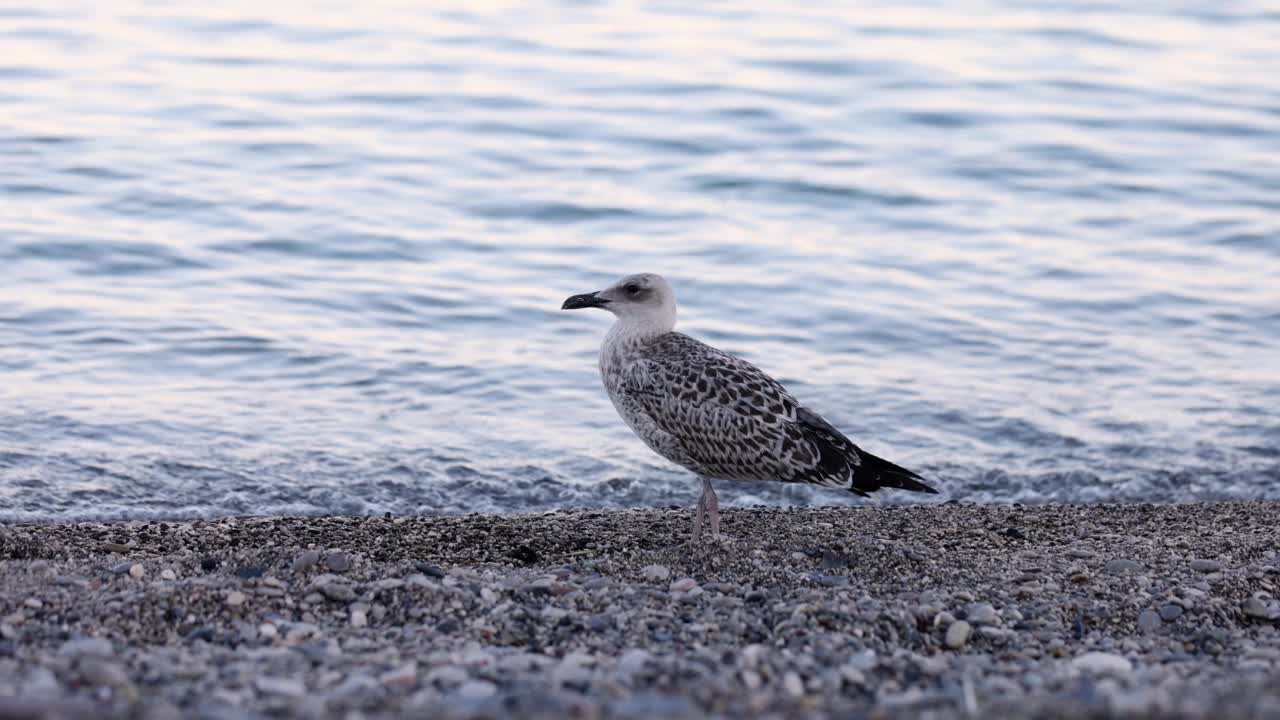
[562,272,938,543]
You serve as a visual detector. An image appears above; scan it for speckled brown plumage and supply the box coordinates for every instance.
[602,331,936,496]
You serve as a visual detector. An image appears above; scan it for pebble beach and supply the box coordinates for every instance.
[1,502,1279,719]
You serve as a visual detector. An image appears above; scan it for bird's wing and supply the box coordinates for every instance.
[618,333,856,487]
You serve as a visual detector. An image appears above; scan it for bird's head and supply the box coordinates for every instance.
[561,273,677,335]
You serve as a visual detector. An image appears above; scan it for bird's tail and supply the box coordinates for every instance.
[850,449,938,496]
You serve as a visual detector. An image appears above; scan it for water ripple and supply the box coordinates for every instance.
[0,0,1277,520]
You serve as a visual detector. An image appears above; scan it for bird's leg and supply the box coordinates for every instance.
[693,482,708,543]
[702,476,720,540]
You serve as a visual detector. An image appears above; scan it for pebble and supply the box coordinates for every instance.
[160,569,176,581]
[845,649,877,672]
[128,563,144,579]
[1159,604,1184,622]
[79,659,130,689]
[110,562,132,576]
[23,666,61,695]
[291,550,321,573]
[258,623,278,640]
[1190,559,1222,573]
[1104,559,1143,576]
[740,644,767,669]
[809,573,849,588]
[324,552,353,573]
[319,583,356,603]
[1243,597,1280,620]
[101,542,130,554]
[617,649,652,676]
[456,680,498,701]
[1072,652,1133,674]
[328,674,384,710]
[946,620,972,649]
[255,676,306,698]
[965,603,1000,625]
[426,665,468,689]
[782,671,804,697]
[379,662,418,690]
[414,563,446,578]
[670,577,698,593]
[350,607,368,628]
[60,637,114,658]
[641,565,671,582]
[225,591,246,607]
[1137,609,1161,632]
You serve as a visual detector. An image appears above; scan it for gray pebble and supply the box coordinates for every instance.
[1190,559,1222,573]
[78,659,130,689]
[254,676,306,699]
[426,665,468,689]
[617,649,652,676]
[809,573,849,588]
[1105,559,1143,575]
[60,637,114,658]
[328,674,385,710]
[323,551,353,573]
[1159,604,1184,622]
[1243,597,1280,620]
[455,679,497,702]
[291,550,321,573]
[1137,609,1161,632]
[965,603,1000,625]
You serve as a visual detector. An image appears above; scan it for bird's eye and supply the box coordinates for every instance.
[624,284,642,294]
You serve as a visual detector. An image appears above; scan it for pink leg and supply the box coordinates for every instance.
[702,477,720,540]
[693,483,707,542]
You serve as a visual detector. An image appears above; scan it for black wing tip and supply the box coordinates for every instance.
[897,474,940,494]
[848,472,939,496]
[850,451,940,495]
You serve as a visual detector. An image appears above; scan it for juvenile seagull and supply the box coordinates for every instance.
[562,272,937,542]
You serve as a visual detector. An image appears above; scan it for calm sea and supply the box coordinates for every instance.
[2,1,1278,520]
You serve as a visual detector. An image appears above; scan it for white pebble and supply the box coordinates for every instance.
[225,591,246,607]
[641,564,671,582]
[255,676,306,698]
[1072,651,1133,674]
[128,563,144,579]
[456,679,497,701]
[782,671,804,697]
[670,577,699,593]
[946,620,972,649]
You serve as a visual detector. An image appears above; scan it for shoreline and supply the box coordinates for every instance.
[1,502,1278,719]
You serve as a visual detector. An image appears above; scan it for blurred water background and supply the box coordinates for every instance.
[2,1,1279,521]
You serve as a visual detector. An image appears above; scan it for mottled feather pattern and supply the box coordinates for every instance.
[602,332,868,488]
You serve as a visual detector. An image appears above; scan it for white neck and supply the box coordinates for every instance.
[603,306,676,351]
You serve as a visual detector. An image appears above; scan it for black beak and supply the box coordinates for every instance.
[561,292,609,310]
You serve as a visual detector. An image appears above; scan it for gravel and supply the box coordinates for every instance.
[0,502,1278,719]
